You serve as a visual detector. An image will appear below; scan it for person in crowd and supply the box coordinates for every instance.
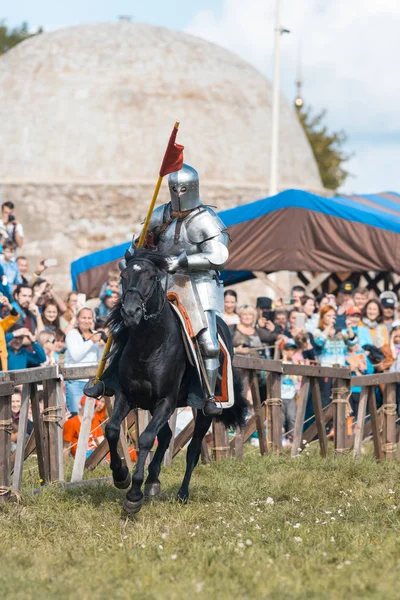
[60,292,79,332]
[99,269,121,299]
[314,306,357,368]
[0,240,22,295]
[38,331,58,365]
[0,294,21,371]
[274,309,289,334]
[54,329,66,364]
[294,331,317,364]
[11,387,22,451]
[91,396,107,444]
[41,299,61,332]
[6,328,46,370]
[357,299,389,348]
[314,306,357,410]
[64,307,104,415]
[335,281,355,331]
[291,285,306,307]
[345,336,373,420]
[230,305,264,357]
[0,201,24,249]
[16,256,29,285]
[95,288,120,319]
[379,292,397,336]
[31,278,67,314]
[352,287,369,312]
[255,297,279,356]
[344,305,362,333]
[301,295,319,334]
[280,340,299,445]
[223,289,240,325]
[11,284,43,335]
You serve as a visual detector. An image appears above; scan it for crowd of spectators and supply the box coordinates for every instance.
[5,196,400,455]
[0,201,124,457]
[223,283,400,445]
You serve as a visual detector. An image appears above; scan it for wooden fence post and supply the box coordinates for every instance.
[368,387,383,461]
[12,383,31,493]
[212,420,229,461]
[382,383,397,460]
[42,378,64,483]
[332,378,350,455]
[310,377,328,458]
[353,387,368,458]
[0,383,14,503]
[30,382,48,485]
[291,377,310,457]
[268,372,282,454]
[249,370,267,455]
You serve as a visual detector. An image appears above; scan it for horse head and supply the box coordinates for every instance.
[118,248,169,328]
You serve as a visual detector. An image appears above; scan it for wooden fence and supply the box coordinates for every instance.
[0,357,399,502]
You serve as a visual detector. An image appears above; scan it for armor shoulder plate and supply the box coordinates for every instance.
[185,206,227,244]
[147,204,170,232]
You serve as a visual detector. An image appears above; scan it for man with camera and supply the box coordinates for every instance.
[254,297,280,357]
[1,202,24,250]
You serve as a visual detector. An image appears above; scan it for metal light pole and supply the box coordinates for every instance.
[268,0,289,197]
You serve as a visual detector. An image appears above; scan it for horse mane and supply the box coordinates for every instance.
[125,247,169,271]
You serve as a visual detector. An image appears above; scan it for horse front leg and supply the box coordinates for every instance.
[104,390,131,489]
[123,397,174,515]
[177,410,212,503]
[144,421,173,497]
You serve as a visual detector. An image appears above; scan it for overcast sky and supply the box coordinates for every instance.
[4,0,400,194]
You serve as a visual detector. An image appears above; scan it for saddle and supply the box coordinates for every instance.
[167,292,234,409]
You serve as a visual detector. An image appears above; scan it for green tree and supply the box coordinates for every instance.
[0,21,42,55]
[297,104,350,191]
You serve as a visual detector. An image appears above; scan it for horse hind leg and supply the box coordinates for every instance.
[144,421,172,497]
[123,398,174,515]
[104,390,131,489]
[177,410,212,504]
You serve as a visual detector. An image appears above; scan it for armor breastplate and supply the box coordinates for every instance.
[157,217,197,257]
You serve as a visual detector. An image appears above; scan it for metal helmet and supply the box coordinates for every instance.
[168,164,201,211]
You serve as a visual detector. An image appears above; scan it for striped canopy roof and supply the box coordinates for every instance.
[71,189,400,297]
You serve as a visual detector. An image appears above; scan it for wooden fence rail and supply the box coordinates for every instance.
[0,358,399,502]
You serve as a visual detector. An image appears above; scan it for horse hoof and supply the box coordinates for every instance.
[113,472,131,490]
[144,482,161,497]
[123,497,143,515]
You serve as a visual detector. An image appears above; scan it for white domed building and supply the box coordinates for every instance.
[0,22,324,290]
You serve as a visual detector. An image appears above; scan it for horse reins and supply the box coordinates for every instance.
[121,258,169,321]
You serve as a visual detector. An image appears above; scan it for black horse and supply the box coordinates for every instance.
[103,247,247,514]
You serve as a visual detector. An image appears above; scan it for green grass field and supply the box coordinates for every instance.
[1,448,400,600]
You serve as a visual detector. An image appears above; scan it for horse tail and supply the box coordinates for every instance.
[214,371,248,430]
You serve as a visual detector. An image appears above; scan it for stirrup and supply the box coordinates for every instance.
[83,379,106,399]
[203,398,223,417]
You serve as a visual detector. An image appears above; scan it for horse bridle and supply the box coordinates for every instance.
[121,258,169,321]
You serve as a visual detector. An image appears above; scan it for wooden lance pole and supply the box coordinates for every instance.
[94,121,181,384]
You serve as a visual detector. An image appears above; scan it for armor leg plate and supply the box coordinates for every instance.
[197,310,219,397]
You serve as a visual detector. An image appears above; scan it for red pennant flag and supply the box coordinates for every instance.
[159,124,184,177]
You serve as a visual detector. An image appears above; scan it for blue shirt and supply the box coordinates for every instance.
[7,341,46,370]
[0,258,22,295]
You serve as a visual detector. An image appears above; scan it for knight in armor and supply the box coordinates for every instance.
[85,164,229,416]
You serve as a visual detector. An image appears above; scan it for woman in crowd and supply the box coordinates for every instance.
[64,306,104,415]
[38,330,58,365]
[60,292,79,332]
[314,306,357,368]
[229,305,263,356]
[301,295,319,334]
[223,289,240,326]
[314,305,357,410]
[357,299,389,348]
[41,299,61,332]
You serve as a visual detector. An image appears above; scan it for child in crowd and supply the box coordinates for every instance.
[280,340,299,445]
[345,341,374,420]
[38,330,58,365]
[0,240,22,295]
[99,269,120,299]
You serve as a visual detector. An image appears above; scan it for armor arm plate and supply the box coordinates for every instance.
[180,233,229,271]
